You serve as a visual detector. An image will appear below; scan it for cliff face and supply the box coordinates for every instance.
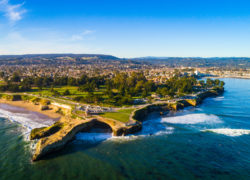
[32,116,142,161]
[196,87,224,104]
[131,103,169,122]
[11,88,224,161]
[32,118,94,161]
[30,121,64,140]
[131,88,224,122]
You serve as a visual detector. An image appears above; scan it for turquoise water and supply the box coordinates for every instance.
[1,78,250,180]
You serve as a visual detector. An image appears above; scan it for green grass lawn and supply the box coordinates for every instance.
[99,108,134,123]
[24,86,145,107]
[0,80,5,85]
[29,86,103,97]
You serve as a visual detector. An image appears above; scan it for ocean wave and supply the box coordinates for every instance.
[74,125,175,144]
[0,108,55,134]
[161,113,222,125]
[202,128,250,137]
[75,132,112,143]
[213,96,225,101]
[113,126,175,142]
[74,132,139,143]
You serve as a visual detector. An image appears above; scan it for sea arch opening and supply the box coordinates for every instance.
[87,120,113,133]
[74,119,114,143]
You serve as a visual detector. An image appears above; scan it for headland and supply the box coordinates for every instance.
[0,85,224,161]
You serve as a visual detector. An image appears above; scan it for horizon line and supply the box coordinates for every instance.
[0,53,250,59]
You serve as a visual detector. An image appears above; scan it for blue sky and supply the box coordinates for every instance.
[1,0,250,57]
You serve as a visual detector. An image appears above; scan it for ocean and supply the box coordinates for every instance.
[0,78,250,180]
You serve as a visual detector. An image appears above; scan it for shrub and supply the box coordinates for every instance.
[41,105,49,111]
[40,99,51,105]
[12,95,22,101]
[31,97,41,104]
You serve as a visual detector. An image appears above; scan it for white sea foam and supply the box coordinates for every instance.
[74,122,175,143]
[161,113,222,125]
[213,96,225,101]
[74,127,175,143]
[75,132,112,143]
[0,108,55,140]
[202,128,250,137]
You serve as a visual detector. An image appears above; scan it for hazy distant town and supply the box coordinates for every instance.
[0,54,249,81]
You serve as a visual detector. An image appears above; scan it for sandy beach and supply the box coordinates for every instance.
[0,99,61,120]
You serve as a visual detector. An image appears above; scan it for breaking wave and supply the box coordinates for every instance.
[0,108,55,139]
[161,113,222,125]
[75,132,112,143]
[202,128,250,137]
[75,115,175,143]
[213,96,225,101]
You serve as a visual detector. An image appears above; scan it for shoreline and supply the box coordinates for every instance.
[0,99,62,120]
[0,86,224,161]
[213,76,250,79]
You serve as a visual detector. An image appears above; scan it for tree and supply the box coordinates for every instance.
[142,90,148,98]
[214,79,220,86]
[0,71,5,78]
[199,80,205,88]
[52,90,61,97]
[206,78,213,87]
[35,77,43,90]
[220,81,225,88]
[11,72,21,82]
[63,89,70,96]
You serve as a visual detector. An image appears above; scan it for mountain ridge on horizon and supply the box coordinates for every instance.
[0,54,249,68]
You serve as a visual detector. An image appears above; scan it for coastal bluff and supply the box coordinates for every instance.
[0,87,223,161]
[32,117,142,161]
[131,87,224,122]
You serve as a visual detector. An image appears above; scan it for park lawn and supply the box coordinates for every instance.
[28,86,105,97]
[0,80,5,85]
[100,108,134,123]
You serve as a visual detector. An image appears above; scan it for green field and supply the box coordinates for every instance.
[28,86,103,97]
[100,108,134,123]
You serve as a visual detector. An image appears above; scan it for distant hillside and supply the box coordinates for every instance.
[0,54,119,59]
[0,54,121,65]
[0,54,250,68]
[132,57,250,68]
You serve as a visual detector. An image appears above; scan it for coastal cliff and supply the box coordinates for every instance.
[0,87,224,161]
[32,116,142,161]
[0,94,142,161]
[131,87,224,122]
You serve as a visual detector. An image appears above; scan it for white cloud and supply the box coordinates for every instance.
[71,30,95,41]
[0,31,102,55]
[0,0,26,23]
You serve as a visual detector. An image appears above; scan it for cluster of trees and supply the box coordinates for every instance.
[0,71,225,106]
[0,73,106,92]
[0,72,157,106]
[0,83,30,92]
[103,72,156,105]
[156,76,197,97]
[72,72,156,106]
[205,78,225,88]
[32,75,105,90]
[0,72,31,92]
[156,77,225,98]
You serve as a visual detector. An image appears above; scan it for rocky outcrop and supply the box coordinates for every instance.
[131,88,224,122]
[131,103,169,122]
[30,121,64,140]
[32,117,94,161]
[32,116,142,161]
[31,88,224,161]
